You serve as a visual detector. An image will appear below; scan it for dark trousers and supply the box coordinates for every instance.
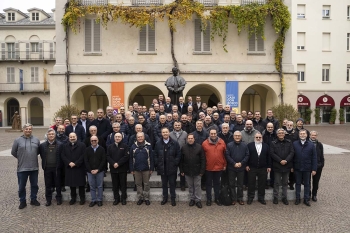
[206,170,222,201]
[111,172,127,200]
[243,170,248,186]
[312,167,323,196]
[60,168,65,187]
[17,170,39,203]
[228,170,244,202]
[180,174,186,187]
[70,186,85,200]
[247,168,267,201]
[289,170,295,186]
[44,167,62,201]
[274,171,290,199]
[295,170,311,200]
[161,174,177,200]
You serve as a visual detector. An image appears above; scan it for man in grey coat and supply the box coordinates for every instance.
[11,123,41,209]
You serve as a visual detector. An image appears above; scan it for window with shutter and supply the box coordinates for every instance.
[322,5,331,18]
[31,67,39,82]
[248,31,264,53]
[26,43,30,59]
[93,21,101,52]
[194,19,211,53]
[85,19,92,52]
[50,43,54,59]
[347,33,350,51]
[39,43,43,59]
[347,64,350,82]
[139,23,156,53]
[322,33,330,51]
[322,64,330,82]
[148,25,155,52]
[15,43,19,59]
[85,19,101,53]
[7,43,15,59]
[297,32,305,50]
[297,64,305,82]
[7,67,15,83]
[348,6,350,20]
[1,43,5,60]
[297,4,305,18]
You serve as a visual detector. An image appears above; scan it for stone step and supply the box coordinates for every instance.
[59,187,301,202]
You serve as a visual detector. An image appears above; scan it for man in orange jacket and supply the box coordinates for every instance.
[202,129,227,206]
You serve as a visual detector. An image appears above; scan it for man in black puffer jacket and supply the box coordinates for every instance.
[180,133,206,208]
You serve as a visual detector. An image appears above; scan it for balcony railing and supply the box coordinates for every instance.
[132,0,163,6]
[78,0,109,5]
[241,0,266,5]
[196,0,218,6]
[0,50,55,61]
[0,82,50,92]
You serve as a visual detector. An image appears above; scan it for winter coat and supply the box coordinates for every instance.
[84,146,106,173]
[218,131,233,146]
[294,127,310,141]
[269,138,294,172]
[153,122,171,143]
[253,118,264,134]
[39,140,63,170]
[225,141,249,172]
[128,133,151,148]
[61,141,86,187]
[11,135,40,172]
[234,122,245,132]
[107,142,129,173]
[65,124,86,143]
[192,130,209,145]
[247,142,271,169]
[106,131,127,147]
[262,117,280,130]
[129,141,154,172]
[310,140,325,168]
[284,128,297,142]
[241,128,258,144]
[169,130,188,149]
[182,121,195,134]
[262,130,277,146]
[89,118,113,140]
[293,140,317,172]
[202,138,227,171]
[84,136,106,151]
[154,138,181,176]
[180,143,206,176]
[203,122,219,133]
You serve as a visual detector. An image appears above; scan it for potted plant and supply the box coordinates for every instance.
[339,108,345,124]
[304,108,312,125]
[329,108,337,124]
[314,107,321,124]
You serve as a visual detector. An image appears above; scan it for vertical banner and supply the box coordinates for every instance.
[226,81,239,112]
[111,82,124,115]
[43,68,47,91]
[19,69,23,91]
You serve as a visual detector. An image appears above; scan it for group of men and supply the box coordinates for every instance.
[11,94,324,209]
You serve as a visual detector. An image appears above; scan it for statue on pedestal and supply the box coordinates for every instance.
[11,111,21,130]
[164,67,187,106]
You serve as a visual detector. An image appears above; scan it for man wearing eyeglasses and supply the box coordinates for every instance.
[246,133,271,205]
[12,123,41,209]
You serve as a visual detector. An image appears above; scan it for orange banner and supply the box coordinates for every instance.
[111,82,124,114]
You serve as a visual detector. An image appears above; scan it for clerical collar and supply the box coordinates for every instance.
[163,138,170,144]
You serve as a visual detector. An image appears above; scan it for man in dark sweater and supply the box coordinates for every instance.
[84,136,106,207]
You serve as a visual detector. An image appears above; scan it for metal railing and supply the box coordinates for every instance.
[241,0,266,5]
[78,0,109,5]
[0,50,55,61]
[132,0,163,6]
[0,82,50,92]
[196,0,218,6]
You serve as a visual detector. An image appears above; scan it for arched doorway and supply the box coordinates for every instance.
[240,84,279,114]
[128,85,164,106]
[316,95,335,123]
[297,95,311,119]
[71,85,109,113]
[29,97,43,126]
[185,84,221,107]
[6,98,20,126]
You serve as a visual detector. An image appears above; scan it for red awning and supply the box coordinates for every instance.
[340,95,350,107]
[297,95,310,107]
[316,95,335,107]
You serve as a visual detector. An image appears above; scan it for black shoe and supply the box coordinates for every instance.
[57,199,62,205]
[61,187,66,192]
[97,201,103,207]
[30,200,40,206]
[171,200,176,206]
[69,199,76,205]
[122,199,127,205]
[215,199,222,206]
[181,186,186,191]
[113,199,120,205]
[258,200,266,205]
[86,187,90,192]
[19,202,27,209]
[145,200,150,205]
[137,199,143,205]
[196,201,202,208]
[206,200,211,206]
[247,199,253,205]
[45,201,52,206]
[189,200,195,206]
[89,201,96,207]
[161,199,168,205]
[289,185,294,190]
[312,196,317,202]
[79,199,85,205]
[295,199,300,205]
[282,198,289,205]
[273,197,278,204]
[51,188,55,193]
[303,200,311,206]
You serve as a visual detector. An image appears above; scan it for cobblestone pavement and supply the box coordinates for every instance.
[0,125,349,232]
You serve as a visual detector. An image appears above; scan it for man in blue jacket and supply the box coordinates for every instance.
[293,129,317,206]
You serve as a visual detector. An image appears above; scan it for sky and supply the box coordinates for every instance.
[0,0,55,13]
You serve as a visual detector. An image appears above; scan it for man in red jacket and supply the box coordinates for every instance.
[202,129,227,206]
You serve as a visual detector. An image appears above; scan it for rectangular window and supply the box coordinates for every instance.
[347,6,350,19]
[7,43,15,59]
[248,32,264,53]
[194,19,211,53]
[7,67,15,83]
[7,12,15,21]
[347,64,350,82]
[85,19,101,53]
[323,5,331,19]
[31,43,39,52]
[322,64,330,82]
[322,33,330,51]
[32,12,39,21]
[139,23,156,52]
[31,67,39,82]
[297,32,305,50]
[347,33,350,51]
[297,4,305,18]
[297,64,305,82]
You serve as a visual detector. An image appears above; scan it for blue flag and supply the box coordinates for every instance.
[226,81,239,109]
[19,69,23,91]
